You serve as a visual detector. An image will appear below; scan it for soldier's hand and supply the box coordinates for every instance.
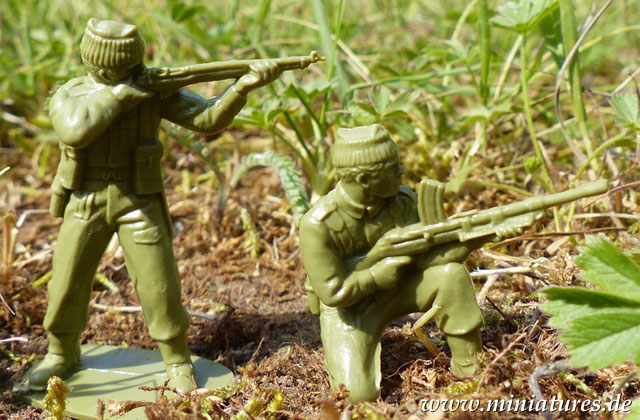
[494,222,524,240]
[111,80,153,112]
[370,256,412,289]
[234,61,281,95]
[367,226,431,262]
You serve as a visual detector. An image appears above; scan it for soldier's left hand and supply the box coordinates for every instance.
[494,222,524,240]
[235,61,281,94]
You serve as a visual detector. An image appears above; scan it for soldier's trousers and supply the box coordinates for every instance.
[319,262,483,402]
[43,180,189,343]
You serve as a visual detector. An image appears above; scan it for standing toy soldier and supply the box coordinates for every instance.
[299,124,608,402]
[28,18,321,393]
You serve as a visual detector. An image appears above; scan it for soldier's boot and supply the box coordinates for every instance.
[27,332,81,391]
[446,328,482,377]
[157,333,195,394]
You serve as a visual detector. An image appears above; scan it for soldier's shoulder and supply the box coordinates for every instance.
[58,76,91,91]
[52,76,94,100]
[389,185,418,219]
[306,190,339,222]
[397,185,418,204]
[301,190,346,233]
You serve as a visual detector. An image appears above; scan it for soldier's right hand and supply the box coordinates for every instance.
[370,256,412,289]
[111,80,153,112]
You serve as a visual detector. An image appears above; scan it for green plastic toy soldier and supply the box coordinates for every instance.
[300,125,484,401]
[299,124,608,402]
[27,18,322,394]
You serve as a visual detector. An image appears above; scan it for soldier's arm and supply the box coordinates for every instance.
[300,213,384,308]
[159,86,247,134]
[49,77,125,149]
[352,188,424,270]
[300,212,414,307]
[412,238,487,271]
[160,61,281,134]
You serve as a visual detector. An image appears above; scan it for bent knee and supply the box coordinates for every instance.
[421,263,475,300]
[442,262,469,279]
[424,262,470,283]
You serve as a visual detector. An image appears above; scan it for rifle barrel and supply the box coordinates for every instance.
[468,178,609,225]
[423,178,609,240]
[137,51,325,92]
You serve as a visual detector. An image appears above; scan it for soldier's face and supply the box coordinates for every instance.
[365,160,405,198]
[89,64,138,85]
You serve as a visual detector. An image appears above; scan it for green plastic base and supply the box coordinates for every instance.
[14,343,234,420]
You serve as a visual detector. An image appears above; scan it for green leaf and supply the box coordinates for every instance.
[354,102,377,116]
[463,103,512,125]
[443,39,470,60]
[490,0,559,34]
[541,236,640,372]
[284,83,309,103]
[524,155,542,172]
[234,106,267,128]
[538,8,564,68]
[445,161,481,193]
[380,109,408,120]
[349,101,378,126]
[390,90,421,111]
[372,87,391,114]
[542,287,640,330]
[611,93,640,129]
[576,236,640,301]
[560,310,640,369]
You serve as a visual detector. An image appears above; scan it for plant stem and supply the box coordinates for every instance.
[573,130,633,180]
[559,0,595,164]
[312,0,346,126]
[477,0,490,105]
[493,35,522,103]
[317,0,345,130]
[520,34,554,193]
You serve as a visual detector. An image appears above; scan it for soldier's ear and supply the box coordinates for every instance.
[356,173,370,188]
[93,68,110,84]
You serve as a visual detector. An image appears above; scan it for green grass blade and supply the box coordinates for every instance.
[477,0,491,105]
[559,0,593,158]
[312,0,348,102]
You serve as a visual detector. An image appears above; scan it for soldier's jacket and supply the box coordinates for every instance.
[49,75,248,194]
[299,181,419,308]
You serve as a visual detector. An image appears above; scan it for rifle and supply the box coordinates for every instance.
[347,179,609,271]
[136,51,325,92]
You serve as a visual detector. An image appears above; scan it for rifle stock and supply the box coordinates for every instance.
[136,51,325,92]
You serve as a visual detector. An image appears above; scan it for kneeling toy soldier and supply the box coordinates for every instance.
[299,125,484,401]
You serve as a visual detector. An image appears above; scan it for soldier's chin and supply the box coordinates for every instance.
[376,185,400,198]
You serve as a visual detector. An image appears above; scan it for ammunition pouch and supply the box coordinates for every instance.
[133,140,164,194]
[56,144,85,190]
[305,277,320,315]
[50,177,71,218]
